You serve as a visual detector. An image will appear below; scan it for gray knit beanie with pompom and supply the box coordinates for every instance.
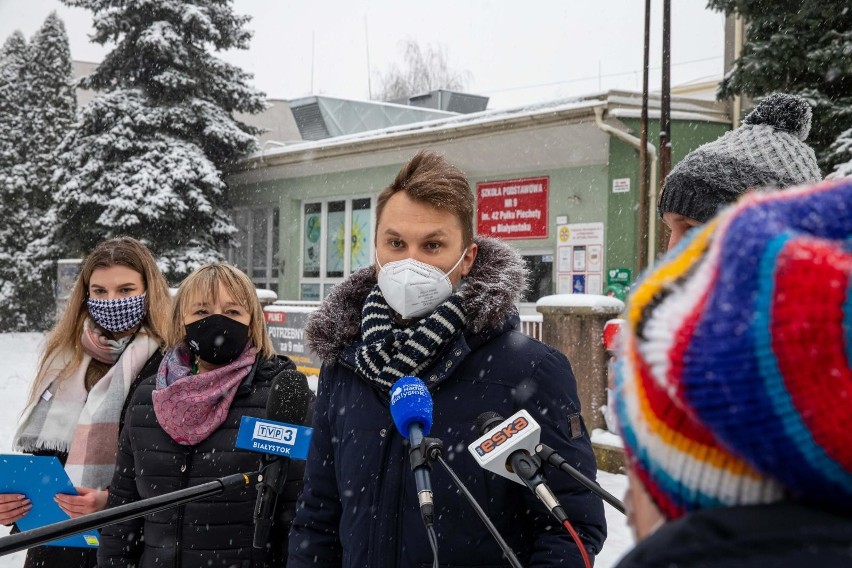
[659,93,822,223]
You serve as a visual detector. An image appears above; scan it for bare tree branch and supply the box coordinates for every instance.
[375,40,471,101]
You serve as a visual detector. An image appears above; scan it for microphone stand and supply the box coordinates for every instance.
[253,456,290,548]
[535,443,625,515]
[0,472,256,557]
[416,437,523,568]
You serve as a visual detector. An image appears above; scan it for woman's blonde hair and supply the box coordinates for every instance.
[169,263,276,359]
[28,237,171,405]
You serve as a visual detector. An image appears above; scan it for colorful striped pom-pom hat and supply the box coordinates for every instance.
[615,176,852,520]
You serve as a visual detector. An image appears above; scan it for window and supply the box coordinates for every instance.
[520,253,554,303]
[225,207,280,294]
[300,197,374,300]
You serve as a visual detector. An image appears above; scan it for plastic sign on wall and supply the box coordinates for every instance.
[476,177,548,239]
[556,222,604,295]
[605,267,632,301]
[264,307,323,376]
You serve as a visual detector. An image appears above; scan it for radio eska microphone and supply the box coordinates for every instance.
[234,369,313,549]
[468,410,568,524]
[389,376,436,528]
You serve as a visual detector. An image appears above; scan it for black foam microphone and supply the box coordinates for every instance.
[253,369,312,549]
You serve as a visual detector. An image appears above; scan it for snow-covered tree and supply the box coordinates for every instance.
[0,16,77,332]
[376,40,471,102]
[28,12,77,211]
[826,127,852,179]
[53,0,266,281]
[0,32,38,331]
[0,33,27,184]
[709,1,852,174]
[18,14,77,331]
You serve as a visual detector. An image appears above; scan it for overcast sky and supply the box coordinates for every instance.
[0,0,726,108]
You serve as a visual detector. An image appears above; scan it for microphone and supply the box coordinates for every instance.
[251,369,312,549]
[535,443,625,515]
[389,376,435,528]
[468,410,568,524]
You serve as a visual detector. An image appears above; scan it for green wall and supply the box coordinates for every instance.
[606,118,730,278]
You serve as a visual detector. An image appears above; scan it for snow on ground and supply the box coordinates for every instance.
[0,333,633,567]
[0,333,44,568]
[595,471,634,567]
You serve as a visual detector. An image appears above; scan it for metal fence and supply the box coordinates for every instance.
[267,301,544,342]
[519,314,543,341]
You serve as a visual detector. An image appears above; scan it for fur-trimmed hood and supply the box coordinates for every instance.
[306,236,528,362]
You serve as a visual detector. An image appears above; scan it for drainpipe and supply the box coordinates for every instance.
[732,15,744,128]
[639,0,651,272]
[593,105,659,266]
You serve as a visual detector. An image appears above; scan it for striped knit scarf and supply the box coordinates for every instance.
[354,285,466,391]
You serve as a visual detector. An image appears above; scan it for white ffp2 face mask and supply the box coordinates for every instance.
[376,250,467,320]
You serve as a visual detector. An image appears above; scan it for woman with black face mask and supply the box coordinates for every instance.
[97,263,312,568]
[5,237,171,568]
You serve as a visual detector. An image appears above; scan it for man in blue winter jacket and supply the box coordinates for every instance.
[287,150,607,567]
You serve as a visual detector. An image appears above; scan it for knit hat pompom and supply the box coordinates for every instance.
[658,92,821,223]
[743,93,813,141]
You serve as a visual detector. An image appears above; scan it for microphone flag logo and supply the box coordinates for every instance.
[236,416,314,460]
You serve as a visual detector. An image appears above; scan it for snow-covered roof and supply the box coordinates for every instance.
[610,108,730,123]
[290,95,458,140]
[264,305,319,314]
[246,98,602,159]
[231,89,727,174]
[536,294,625,313]
[256,289,278,301]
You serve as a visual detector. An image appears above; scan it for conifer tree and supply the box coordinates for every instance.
[709,0,852,173]
[28,12,77,213]
[826,128,852,179]
[0,31,36,331]
[53,0,266,281]
[0,15,77,331]
[22,14,77,330]
[0,32,27,198]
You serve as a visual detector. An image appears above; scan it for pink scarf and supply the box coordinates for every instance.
[80,321,130,364]
[152,343,255,446]
[13,320,159,489]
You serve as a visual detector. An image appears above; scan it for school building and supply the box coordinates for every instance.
[223,89,729,312]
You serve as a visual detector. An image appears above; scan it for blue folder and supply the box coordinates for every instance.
[0,454,99,548]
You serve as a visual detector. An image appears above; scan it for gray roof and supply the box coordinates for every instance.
[289,95,458,140]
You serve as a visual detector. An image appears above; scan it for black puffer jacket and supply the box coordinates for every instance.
[615,502,852,568]
[98,355,310,568]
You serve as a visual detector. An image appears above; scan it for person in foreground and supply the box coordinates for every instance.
[659,93,822,250]
[288,151,606,567]
[97,263,311,568]
[3,236,169,568]
[614,176,852,567]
